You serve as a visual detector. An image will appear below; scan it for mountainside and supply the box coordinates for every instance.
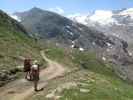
[0,10,44,86]
[13,7,133,82]
[69,8,133,45]
[14,7,116,49]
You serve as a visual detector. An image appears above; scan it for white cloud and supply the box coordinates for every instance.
[67,13,88,25]
[67,10,120,26]
[89,10,116,25]
[48,7,64,14]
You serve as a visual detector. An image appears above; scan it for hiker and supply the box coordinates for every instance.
[31,60,40,91]
[23,58,32,80]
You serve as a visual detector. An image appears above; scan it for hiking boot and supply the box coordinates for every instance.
[34,89,38,92]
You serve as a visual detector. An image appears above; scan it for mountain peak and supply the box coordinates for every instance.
[30,7,43,12]
[31,7,41,10]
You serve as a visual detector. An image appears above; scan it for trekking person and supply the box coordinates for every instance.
[23,58,32,80]
[31,60,40,91]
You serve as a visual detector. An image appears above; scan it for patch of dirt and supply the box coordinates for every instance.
[0,51,66,100]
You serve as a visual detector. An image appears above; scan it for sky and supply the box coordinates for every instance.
[0,0,133,15]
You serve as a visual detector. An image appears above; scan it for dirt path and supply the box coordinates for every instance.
[0,51,66,100]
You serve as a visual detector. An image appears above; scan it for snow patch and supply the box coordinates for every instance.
[129,52,132,56]
[66,30,73,36]
[106,42,111,47]
[72,41,75,44]
[69,32,73,36]
[10,15,21,22]
[92,42,96,46]
[119,8,133,19]
[113,33,120,38]
[66,25,71,29]
[71,44,75,48]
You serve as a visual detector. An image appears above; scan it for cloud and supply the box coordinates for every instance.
[67,10,118,25]
[67,13,88,25]
[89,10,117,25]
[48,7,64,14]
[67,13,81,18]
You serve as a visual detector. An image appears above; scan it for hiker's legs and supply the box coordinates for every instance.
[29,71,33,80]
[25,72,28,79]
[25,71,32,80]
[28,71,32,80]
[34,80,38,91]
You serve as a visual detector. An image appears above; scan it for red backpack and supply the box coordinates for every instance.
[24,59,31,72]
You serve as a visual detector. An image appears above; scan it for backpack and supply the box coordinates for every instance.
[31,64,39,74]
[23,59,31,72]
[31,64,39,80]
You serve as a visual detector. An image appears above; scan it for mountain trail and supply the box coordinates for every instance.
[0,50,65,100]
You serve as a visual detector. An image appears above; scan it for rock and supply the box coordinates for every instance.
[0,72,9,81]
[79,47,84,51]
[0,69,18,87]
[0,81,6,87]
[46,92,55,98]
[80,89,90,93]
[114,87,119,91]
[9,67,22,75]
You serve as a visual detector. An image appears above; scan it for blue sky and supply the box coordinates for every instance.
[0,0,133,15]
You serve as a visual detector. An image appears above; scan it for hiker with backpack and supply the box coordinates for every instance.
[31,60,40,91]
[23,58,32,80]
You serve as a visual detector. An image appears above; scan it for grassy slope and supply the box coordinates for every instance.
[31,46,133,100]
[0,12,45,70]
